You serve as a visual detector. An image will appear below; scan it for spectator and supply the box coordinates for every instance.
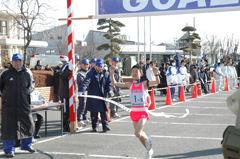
[35,60,42,70]
[77,59,90,127]
[165,58,170,64]
[190,59,199,73]
[205,64,211,92]
[158,63,168,96]
[166,60,178,101]
[202,60,208,69]
[146,60,158,96]
[215,63,224,91]
[177,60,189,98]
[198,59,203,69]
[214,60,218,70]
[109,57,123,118]
[0,53,36,157]
[79,58,113,132]
[59,54,80,132]
[44,64,53,71]
[142,58,150,80]
[30,81,44,139]
[232,62,238,89]
[89,58,97,70]
[53,61,63,102]
[174,52,182,67]
[184,58,189,72]
[199,66,209,94]
[140,62,144,68]
[202,54,208,61]
[187,66,199,93]
[122,58,128,75]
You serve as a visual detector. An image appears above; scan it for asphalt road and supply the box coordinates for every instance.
[0,87,237,159]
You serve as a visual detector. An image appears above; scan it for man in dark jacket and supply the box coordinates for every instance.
[205,64,211,92]
[53,61,63,102]
[199,66,209,94]
[0,53,36,157]
[58,54,80,132]
[79,58,113,132]
[77,59,90,127]
[108,57,123,118]
[141,58,150,80]
[174,52,182,67]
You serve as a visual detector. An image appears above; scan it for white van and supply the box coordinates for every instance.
[30,54,68,69]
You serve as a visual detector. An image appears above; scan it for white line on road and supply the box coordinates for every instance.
[167,113,234,116]
[157,106,228,109]
[116,121,231,126]
[89,154,137,158]
[80,133,222,140]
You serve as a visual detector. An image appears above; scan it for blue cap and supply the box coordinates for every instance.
[90,58,97,63]
[75,54,80,61]
[12,53,23,61]
[96,58,104,67]
[82,59,89,65]
[112,56,119,62]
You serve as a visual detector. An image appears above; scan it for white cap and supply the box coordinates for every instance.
[58,61,63,65]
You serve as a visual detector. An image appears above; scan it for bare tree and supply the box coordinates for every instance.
[0,0,54,63]
[202,34,220,62]
[75,41,100,59]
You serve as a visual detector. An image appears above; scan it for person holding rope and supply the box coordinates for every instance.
[109,64,160,159]
[78,58,114,132]
[215,62,224,92]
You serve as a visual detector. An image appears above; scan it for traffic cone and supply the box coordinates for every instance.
[238,78,240,89]
[149,88,156,110]
[191,82,198,98]
[211,79,216,93]
[224,77,229,91]
[165,86,172,105]
[198,83,202,96]
[179,85,186,102]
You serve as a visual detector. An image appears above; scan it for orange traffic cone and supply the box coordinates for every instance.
[224,77,229,91]
[198,83,202,96]
[238,78,240,89]
[211,79,216,93]
[179,85,186,102]
[165,86,172,105]
[149,88,156,110]
[191,82,198,98]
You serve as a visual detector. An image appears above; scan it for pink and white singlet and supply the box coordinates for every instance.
[130,82,151,122]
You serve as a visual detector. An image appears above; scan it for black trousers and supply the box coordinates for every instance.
[60,97,70,131]
[34,113,44,136]
[90,112,108,130]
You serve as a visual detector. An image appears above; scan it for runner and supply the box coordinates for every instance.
[109,65,160,159]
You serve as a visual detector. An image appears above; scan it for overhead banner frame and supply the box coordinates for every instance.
[94,0,240,19]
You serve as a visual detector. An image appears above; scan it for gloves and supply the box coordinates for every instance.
[68,63,74,71]
[109,91,114,97]
[78,92,84,96]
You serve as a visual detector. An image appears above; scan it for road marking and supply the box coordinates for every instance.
[157,106,228,109]
[116,121,231,126]
[89,154,137,158]
[80,133,222,140]
[167,113,234,116]
[186,101,225,103]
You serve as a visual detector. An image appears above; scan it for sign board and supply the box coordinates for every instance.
[95,0,240,18]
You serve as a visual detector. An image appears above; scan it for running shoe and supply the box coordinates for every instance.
[6,152,15,157]
[145,148,154,159]
[145,136,152,150]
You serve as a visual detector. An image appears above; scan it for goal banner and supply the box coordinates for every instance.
[95,0,240,18]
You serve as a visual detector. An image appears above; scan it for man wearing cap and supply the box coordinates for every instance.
[89,58,97,71]
[108,57,123,118]
[77,59,90,127]
[79,58,113,132]
[53,61,63,102]
[0,53,36,157]
[59,54,80,132]
[174,52,182,68]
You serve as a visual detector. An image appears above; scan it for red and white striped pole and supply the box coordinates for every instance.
[67,0,76,133]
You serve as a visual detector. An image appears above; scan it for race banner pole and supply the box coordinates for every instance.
[67,0,76,133]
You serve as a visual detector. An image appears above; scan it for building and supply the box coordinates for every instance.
[0,12,47,67]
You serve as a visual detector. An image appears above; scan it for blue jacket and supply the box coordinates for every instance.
[79,68,113,112]
[174,55,182,67]
[77,68,88,107]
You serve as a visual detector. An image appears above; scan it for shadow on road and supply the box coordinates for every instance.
[154,148,222,159]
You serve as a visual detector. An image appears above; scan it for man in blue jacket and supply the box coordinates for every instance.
[174,52,182,68]
[79,58,113,132]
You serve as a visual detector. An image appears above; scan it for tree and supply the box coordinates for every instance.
[202,34,220,63]
[180,26,201,67]
[0,0,53,64]
[97,18,125,60]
